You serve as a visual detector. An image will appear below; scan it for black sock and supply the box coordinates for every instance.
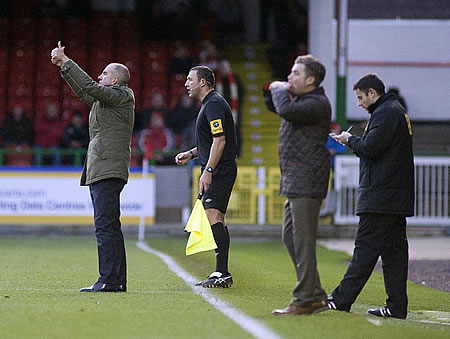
[211,222,229,274]
[224,225,230,245]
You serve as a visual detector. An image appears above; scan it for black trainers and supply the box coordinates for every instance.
[368,306,392,318]
[195,272,233,288]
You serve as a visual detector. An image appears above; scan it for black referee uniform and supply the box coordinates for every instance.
[195,90,237,280]
[196,90,237,213]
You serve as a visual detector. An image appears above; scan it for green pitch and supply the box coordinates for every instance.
[0,235,448,338]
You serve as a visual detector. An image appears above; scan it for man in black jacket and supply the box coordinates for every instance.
[329,73,414,319]
[263,55,331,315]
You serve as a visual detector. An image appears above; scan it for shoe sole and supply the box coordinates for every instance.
[312,305,329,313]
[202,283,232,288]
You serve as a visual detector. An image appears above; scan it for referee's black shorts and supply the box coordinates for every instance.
[201,160,237,214]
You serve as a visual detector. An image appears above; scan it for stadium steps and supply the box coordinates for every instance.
[223,44,280,166]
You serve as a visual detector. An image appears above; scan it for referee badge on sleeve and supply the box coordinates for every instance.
[210,119,223,135]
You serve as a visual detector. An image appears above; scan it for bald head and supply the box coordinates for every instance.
[111,63,130,86]
[99,63,130,86]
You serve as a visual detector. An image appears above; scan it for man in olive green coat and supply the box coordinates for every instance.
[51,42,135,292]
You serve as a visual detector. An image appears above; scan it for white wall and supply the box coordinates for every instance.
[347,20,450,121]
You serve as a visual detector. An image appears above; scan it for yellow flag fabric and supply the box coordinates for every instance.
[184,199,217,256]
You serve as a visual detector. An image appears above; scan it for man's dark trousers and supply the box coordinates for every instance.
[331,214,408,319]
[89,178,127,286]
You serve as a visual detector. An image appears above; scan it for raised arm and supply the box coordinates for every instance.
[51,41,95,106]
[52,41,132,107]
[271,87,330,125]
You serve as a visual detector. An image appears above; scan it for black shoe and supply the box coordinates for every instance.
[80,282,122,292]
[195,272,233,288]
[368,306,392,318]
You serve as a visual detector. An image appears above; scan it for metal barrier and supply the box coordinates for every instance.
[192,166,331,225]
[334,155,450,226]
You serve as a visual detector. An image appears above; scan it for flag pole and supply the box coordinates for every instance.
[138,156,148,242]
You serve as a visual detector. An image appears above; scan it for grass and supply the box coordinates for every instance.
[0,234,448,338]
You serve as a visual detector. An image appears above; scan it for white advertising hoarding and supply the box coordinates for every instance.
[0,170,155,225]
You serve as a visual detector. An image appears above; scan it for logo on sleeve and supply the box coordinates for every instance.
[210,119,223,134]
[404,113,412,135]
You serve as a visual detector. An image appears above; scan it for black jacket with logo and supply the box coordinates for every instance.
[348,93,414,216]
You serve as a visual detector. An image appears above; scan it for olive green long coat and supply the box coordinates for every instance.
[61,60,135,186]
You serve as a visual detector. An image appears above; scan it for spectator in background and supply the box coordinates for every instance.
[168,43,196,78]
[60,111,89,165]
[138,111,175,165]
[136,90,167,132]
[216,59,245,156]
[165,93,199,150]
[34,102,65,165]
[198,40,219,71]
[387,87,408,111]
[1,105,34,146]
[327,122,347,169]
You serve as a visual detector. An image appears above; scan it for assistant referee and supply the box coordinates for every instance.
[175,65,237,288]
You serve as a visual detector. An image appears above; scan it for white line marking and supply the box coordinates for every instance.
[137,241,282,339]
[366,317,383,326]
[413,320,450,326]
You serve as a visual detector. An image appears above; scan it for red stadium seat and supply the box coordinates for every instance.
[142,42,168,69]
[62,97,89,119]
[90,16,114,49]
[4,145,33,167]
[7,97,33,116]
[64,18,88,41]
[39,18,62,40]
[142,73,168,89]
[34,97,61,120]
[12,18,36,43]
[10,47,34,73]
[62,84,78,98]
[35,85,61,98]
[8,83,33,98]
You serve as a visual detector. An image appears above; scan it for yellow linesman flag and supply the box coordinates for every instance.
[184,195,217,256]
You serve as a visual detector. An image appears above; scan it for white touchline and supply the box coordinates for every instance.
[137,241,283,339]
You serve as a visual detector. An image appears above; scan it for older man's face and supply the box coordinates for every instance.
[98,64,117,86]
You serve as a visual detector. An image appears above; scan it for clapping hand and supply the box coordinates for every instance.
[51,41,69,68]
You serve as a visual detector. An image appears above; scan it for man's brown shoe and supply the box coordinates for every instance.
[272,301,328,315]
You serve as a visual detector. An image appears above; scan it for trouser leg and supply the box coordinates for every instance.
[89,178,126,285]
[332,214,390,311]
[282,197,326,306]
[381,216,408,319]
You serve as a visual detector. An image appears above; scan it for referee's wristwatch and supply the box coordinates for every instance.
[205,166,214,173]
